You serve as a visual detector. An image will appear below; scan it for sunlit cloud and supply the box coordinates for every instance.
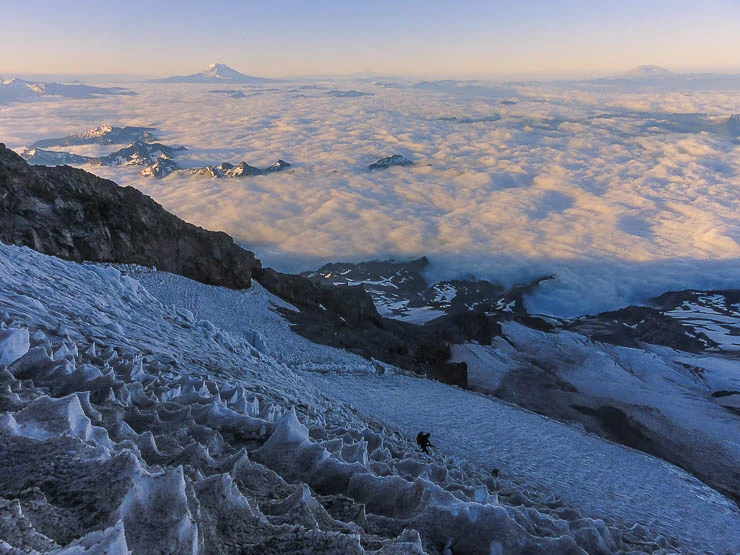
[2,80,740,316]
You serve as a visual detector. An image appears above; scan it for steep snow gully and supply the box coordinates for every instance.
[1,243,739,553]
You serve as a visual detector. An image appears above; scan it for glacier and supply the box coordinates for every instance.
[1,243,739,553]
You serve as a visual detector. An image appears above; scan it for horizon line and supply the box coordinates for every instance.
[4,64,740,83]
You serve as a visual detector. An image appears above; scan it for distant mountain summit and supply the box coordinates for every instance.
[150,63,275,84]
[201,63,249,80]
[623,65,674,79]
[368,154,413,170]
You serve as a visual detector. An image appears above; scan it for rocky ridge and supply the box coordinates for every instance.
[23,142,184,168]
[179,159,292,179]
[0,143,260,289]
[20,125,293,180]
[304,257,550,324]
[30,125,157,148]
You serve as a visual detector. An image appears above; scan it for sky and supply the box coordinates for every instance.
[2,0,740,78]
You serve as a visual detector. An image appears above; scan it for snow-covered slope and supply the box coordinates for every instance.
[136,266,740,553]
[132,269,375,375]
[308,372,740,553]
[4,243,737,552]
[451,321,740,505]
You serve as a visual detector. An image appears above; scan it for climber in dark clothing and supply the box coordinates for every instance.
[416,431,433,454]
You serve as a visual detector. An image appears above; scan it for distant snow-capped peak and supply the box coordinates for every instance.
[80,125,114,138]
[151,63,274,84]
[623,65,674,78]
[201,63,245,80]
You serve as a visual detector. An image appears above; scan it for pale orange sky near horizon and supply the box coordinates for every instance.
[1,0,739,78]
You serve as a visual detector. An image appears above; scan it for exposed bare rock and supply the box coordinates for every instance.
[0,143,260,289]
[368,154,413,170]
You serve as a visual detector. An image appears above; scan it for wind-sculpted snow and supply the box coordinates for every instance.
[0,243,700,553]
[308,372,740,554]
[3,80,740,315]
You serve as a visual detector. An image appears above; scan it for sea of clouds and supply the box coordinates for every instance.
[2,78,740,316]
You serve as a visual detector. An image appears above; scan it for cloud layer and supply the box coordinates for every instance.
[2,80,740,316]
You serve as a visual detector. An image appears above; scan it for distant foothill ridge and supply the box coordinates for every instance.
[0,77,135,104]
[20,125,293,179]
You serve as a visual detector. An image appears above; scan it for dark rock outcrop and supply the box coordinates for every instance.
[230,161,264,176]
[0,143,260,289]
[368,154,413,170]
[256,267,467,387]
[208,89,247,98]
[264,159,292,173]
[566,290,733,353]
[305,257,430,301]
[305,257,550,325]
[422,279,505,313]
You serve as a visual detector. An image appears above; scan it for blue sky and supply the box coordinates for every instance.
[2,0,739,77]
